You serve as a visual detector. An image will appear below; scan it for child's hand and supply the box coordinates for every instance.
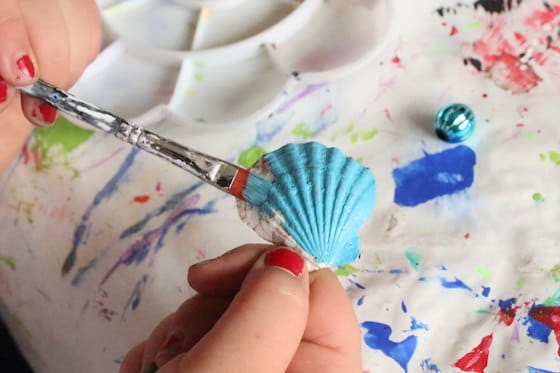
[0,0,102,171]
[120,245,362,373]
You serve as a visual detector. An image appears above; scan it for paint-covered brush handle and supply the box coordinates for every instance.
[19,80,125,134]
[18,80,241,195]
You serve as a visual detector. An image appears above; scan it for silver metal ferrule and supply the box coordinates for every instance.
[19,80,240,193]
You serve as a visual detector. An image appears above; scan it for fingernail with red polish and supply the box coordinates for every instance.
[16,55,36,79]
[32,103,58,125]
[155,330,185,367]
[0,78,7,103]
[264,248,304,277]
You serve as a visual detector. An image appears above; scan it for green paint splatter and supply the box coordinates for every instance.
[476,309,492,314]
[550,265,560,281]
[544,287,560,306]
[344,122,356,135]
[31,116,93,172]
[466,21,481,28]
[539,153,547,161]
[33,116,93,154]
[356,157,364,164]
[550,151,560,165]
[0,255,15,271]
[405,247,422,273]
[238,146,266,168]
[194,72,204,81]
[532,192,544,204]
[361,129,379,141]
[476,266,492,279]
[516,278,525,287]
[335,264,361,277]
[292,122,317,139]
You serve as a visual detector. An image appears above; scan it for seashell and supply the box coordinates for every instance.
[237,142,376,267]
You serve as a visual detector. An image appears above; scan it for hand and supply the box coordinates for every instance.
[120,245,362,373]
[0,0,102,171]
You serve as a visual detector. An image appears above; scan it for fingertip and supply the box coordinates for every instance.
[187,244,271,296]
[0,77,17,111]
[120,341,146,373]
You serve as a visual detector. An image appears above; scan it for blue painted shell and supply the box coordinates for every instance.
[238,142,376,267]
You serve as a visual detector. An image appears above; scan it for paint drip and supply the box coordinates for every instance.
[237,142,376,267]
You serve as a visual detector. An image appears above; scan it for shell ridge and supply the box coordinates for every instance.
[322,147,349,262]
[331,168,376,245]
[266,174,317,256]
[325,156,359,254]
[266,145,319,258]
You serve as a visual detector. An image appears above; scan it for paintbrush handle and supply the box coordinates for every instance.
[19,80,240,193]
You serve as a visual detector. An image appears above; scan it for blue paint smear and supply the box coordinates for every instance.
[524,315,552,343]
[361,321,417,372]
[390,269,404,274]
[348,278,366,290]
[411,317,429,331]
[62,149,140,274]
[120,182,203,239]
[527,367,556,373]
[499,298,517,312]
[402,301,408,313]
[123,274,148,316]
[420,358,440,372]
[481,286,491,297]
[100,199,216,286]
[392,145,476,207]
[439,276,472,291]
[357,295,365,306]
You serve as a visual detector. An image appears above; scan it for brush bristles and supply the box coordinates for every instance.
[242,172,273,207]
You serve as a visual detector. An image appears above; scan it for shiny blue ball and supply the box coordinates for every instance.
[434,103,475,143]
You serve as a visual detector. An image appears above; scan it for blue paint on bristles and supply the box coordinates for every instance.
[242,172,273,207]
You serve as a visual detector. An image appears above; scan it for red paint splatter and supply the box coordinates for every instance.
[321,103,333,116]
[487,52,541,94]
[22,144,30,165]
[391,55,401,64]
[383,108,393,122]
[450,25,458,36]
[497,301,519,326]
[464,4,560,94]
[513,32,527,44]
[528,306,560,356]
[516,123,525,127]
[155,182,162,192]
[133,195,150,204]
[454,334,493,373]
[482,93,488,98]
[442,22,447,27]
[464,233,470,239]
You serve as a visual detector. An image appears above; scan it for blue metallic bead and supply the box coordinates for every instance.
[434,103,475,143]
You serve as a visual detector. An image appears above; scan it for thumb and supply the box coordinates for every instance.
[161,247,309,373]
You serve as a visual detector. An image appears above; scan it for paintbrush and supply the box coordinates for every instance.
[18,80,272,206]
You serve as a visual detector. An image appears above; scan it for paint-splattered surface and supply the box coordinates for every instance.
[1,1,560,372]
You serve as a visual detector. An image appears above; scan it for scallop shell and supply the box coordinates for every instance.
[237,142,376,267]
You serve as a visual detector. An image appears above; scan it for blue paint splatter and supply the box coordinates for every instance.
[481,286,491,297]
[390,269,404,274]
[348,278,366,290]
[527,367,556,373]
[123,274,149,317]
[119,182,204,239]
[402,301,408,313]
[392,145,476,207]
[440,276,472,292]
[100,196,216,286]
[411,317,429,331]
[420,358,440,372]
[62,149,140,274]
[357,295,365,306]
[361,321,417,372]
[524,315,552,343]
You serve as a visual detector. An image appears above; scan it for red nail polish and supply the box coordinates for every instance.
[16,55,36,78]
[0,78,7,103]
[264,248,304,277]
[37,103,58,123]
